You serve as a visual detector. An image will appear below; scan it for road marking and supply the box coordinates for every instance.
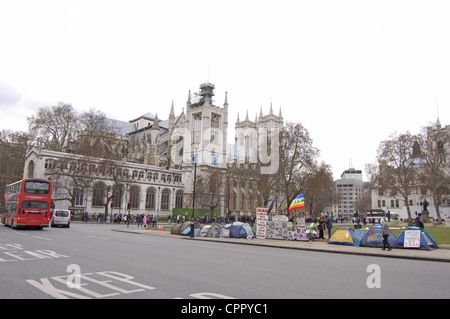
[87,235,108,240]
[33,236,52,241]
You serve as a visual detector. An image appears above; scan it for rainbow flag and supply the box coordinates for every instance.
[288,193,305,212]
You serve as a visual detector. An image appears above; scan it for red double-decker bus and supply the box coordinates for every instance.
[1,178,53,229]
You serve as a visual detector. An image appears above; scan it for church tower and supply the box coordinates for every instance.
[182,83,229,214]
[183,82,228,169]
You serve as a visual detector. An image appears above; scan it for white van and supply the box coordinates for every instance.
[51,209,71,228]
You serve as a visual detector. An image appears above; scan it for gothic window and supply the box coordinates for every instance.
[231,191,236,211]
[27,161,35,178]
[161,189,170,210]
[193,113,202,145]
[211,114,220,144]
[112,186,123,208]
[73,188,84,206]
[129,185,140,209]
[92,182,105,207]
[44,159,54,169]
[175,190,183,208]
[145,187,156,210]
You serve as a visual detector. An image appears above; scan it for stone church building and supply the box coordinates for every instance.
[24,83,283,219]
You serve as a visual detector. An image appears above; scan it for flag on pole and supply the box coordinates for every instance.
[278,197,288,212]
[267,197,276,216]
[288,193,305,212]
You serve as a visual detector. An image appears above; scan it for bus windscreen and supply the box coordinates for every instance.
[24,181,51,195]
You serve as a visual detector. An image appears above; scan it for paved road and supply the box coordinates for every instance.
[1,223,449,300]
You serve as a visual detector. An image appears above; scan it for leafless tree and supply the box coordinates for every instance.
[417,120,450,223]
[0,130,33,202]
[304,162,334,216]
[277,121,319,216]
[27,102,79,151]
[193,169,226,217]
[372,131,418,222]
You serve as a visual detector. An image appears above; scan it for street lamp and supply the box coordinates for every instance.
[190,149,198,238]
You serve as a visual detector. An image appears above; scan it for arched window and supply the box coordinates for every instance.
[175,190,183,208]
[231,191,236,212]
[27,161,35,178]
[112,185,123,208]
[92,182,105,207]
[129,185,140,209]
[161,189,170,210]
[145,187,156,210]
[73,188,84,206]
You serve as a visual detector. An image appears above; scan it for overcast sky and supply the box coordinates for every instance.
[1,0,449,180]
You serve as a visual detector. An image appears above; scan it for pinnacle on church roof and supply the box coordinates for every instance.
[152,114,160,130]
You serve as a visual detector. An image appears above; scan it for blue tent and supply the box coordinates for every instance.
[353,229,367,246]
[360,226,396,248]
[229,222,255,238]
[394,227,438,250]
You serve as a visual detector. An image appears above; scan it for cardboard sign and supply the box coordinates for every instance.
[404,229,421,248]
[256,208,268,239]
[297,228,308,241]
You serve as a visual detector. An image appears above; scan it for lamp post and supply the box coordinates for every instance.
[190,151,198,238]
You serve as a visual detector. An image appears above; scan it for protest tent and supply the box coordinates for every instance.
[220,223,232,237]
[200,225,211,236]
[353,228,367,246]
[360,226,397,248]
[170,223,184,234]
[394,227,438,250]
[199,224,222,237]
[327,227,357,246]
[171,221,201,236]
[229,222,255,238]
[205,224,222,237]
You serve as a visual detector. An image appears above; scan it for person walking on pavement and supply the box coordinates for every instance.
[381,218,392,251]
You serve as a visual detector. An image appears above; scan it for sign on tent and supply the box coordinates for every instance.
[404,229,421,248]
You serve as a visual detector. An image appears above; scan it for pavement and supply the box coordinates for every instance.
[112,224,450,263]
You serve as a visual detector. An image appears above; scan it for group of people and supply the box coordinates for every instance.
[113,213,158,228]
[315,214,334,240]
[174,214,256,226]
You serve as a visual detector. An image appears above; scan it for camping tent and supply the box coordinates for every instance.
[200,225,211,237]
[328,227,357,246]
[220,224,232,237]
[229,222,255,238]
[394,227,438,250]
[199,224,222,237]
[360,226,397,248]
[353,228,367,246]
[205,224,222,237]
[171,221,201,236]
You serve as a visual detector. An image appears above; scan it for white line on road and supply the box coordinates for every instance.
[32,236,52,241]
[86,235,108,240]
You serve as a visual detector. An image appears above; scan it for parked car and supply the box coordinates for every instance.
[51,209,70,228]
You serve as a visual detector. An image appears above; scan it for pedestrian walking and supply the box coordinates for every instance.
[381,218,392,251]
